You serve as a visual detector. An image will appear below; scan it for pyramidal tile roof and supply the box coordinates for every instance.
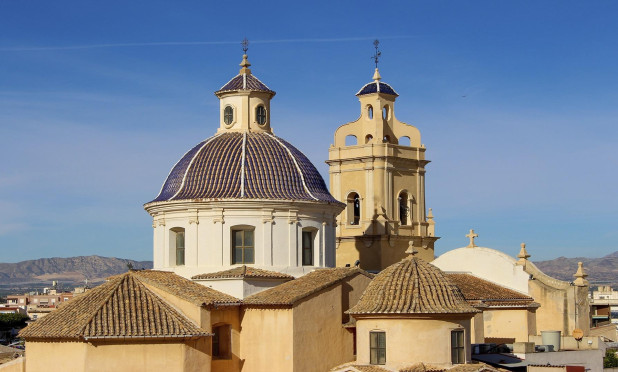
[128,270,240,306]
[216,73,274,95]
[20,272,211,341]
[192,266,294,280]
[243,267,373,307]
[348,256,480,315]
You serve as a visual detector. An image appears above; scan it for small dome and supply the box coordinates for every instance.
[348,255,479,315]
[148,132,342,205]
[356,81,398,97]
[216,73,275,96]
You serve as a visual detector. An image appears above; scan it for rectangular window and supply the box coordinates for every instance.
[451,329,465,364]
[175,230,185,266]
[370,331,386,365]
[212,324,231,359]
[232,229,254,264]
[302,231,313,266]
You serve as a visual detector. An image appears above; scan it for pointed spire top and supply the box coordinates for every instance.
[405,240,418,256]
[239,38,252,75]
[373,68,381,82]
[573,261,589,287]
[517,242,531,262]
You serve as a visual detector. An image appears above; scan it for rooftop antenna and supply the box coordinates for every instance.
[241,37,249,54]
[372,39,381,68]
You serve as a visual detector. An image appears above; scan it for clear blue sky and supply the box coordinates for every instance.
[1,1,617,262]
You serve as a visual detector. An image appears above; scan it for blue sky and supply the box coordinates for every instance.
[1,1,617,262]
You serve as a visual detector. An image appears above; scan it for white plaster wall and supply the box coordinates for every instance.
[432,247,530,294]
[147,200,341,280]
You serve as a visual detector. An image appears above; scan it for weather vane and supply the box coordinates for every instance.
[241,38,249,54]
[372,39,381,68]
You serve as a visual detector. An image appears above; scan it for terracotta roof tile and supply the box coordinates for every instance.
[128,270,240,306]
[348,257,480,315]
[243,268,373,307]
[19,272,210,341]
[445,273,537,308]
[216,73,274,94]
[192,266,294,280]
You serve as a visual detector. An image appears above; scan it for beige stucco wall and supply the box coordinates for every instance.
[355,316,472,369]
[483,309,532,342]
[0,358,25,372]
[240,308,294,372]
[25,339,210,372]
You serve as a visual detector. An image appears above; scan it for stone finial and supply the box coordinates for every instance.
[573,261,589,287]
[239,54,252,75]
[466,229,478,248]
[427,208,435,237]
[405,241,418,256]
[517,242,531,263]
[373,68,382,82]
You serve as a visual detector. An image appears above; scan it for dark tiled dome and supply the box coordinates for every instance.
[356,81,398,97]
[215,73,275,95]
[348,255,480,315]
[148,132,342,205]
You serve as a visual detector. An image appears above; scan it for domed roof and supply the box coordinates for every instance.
[215,73,274,95]
[356,81,398,97]
[348,254,480,315]
[148,132,342,205]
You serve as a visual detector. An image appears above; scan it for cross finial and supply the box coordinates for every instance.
[466,229,478,248]
[241,38,249,53]
[372,39,381,69]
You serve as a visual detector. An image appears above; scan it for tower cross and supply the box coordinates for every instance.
[372,39,381,68]
[466,229,478,248]
[241,38,249,53]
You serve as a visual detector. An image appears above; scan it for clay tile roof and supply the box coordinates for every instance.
[129,270,240,306]
[148,132,343,205]
[216,73,275,95]
[19,272,210,341]
[331,364,393,372]
[243,268,373,307]
[348,257,480,315]
[192,266,294,280]
[445,273,537,308]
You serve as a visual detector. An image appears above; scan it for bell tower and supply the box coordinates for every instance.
[327,48,438,271]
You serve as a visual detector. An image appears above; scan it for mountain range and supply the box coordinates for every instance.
[0,252,615,296]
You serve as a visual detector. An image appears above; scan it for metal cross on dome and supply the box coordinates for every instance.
[372,39,381,68]
[241,38,249,53]
[466,229,478,248]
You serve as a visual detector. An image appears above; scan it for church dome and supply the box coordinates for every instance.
[348,251,479,315]
[148,131,341,205]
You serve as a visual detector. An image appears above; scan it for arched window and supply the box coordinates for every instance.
[383,135,391,143]
[367,105,374,119]
[345,135,357,146]
[170,228,185,266]
[213,324,232,359]
[398,192,409,225]
[223,106,234,125]
[232,227,254,264]
[382,105,389,120]
[347,193,360,225]
[365,134,373,144]
[255,105,267,125]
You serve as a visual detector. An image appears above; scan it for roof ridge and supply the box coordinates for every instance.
[265,133,318,201]
[240,132,247,197]
[77,273,128,337]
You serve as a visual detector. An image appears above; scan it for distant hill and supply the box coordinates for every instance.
[0,256,153,291]
[533,251,618,288]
